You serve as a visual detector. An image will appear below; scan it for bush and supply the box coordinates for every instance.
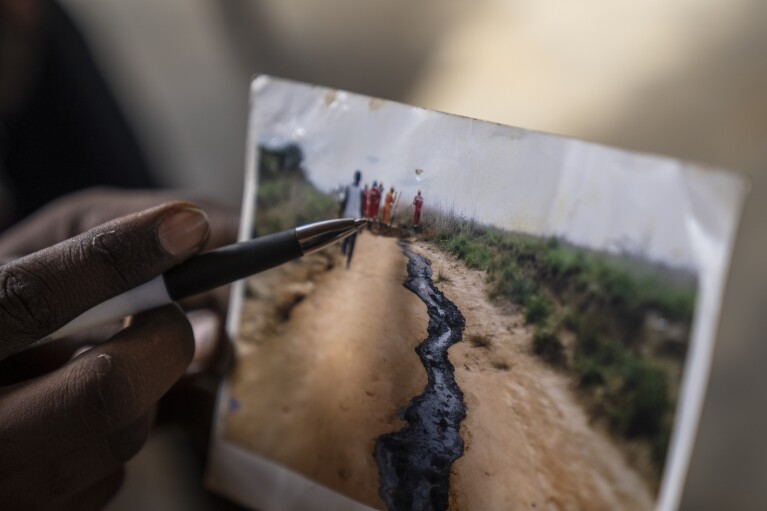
[491,264,537,304]
[575,356,605,388]
[444,234,492,270]
[533,326,565,366]
[576,327,622,366]
[482,229,504,247]
[560,307,580,331]
[574,327,672,442]
[577,256,696,321]
[545,244,585,276]
[525,294,551,325]
[613,358,670,439]
[443,234,469,258]
[465,245,492,270]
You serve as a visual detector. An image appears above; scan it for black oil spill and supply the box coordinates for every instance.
[374,242,467,511]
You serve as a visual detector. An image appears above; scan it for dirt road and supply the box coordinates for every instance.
[224,233,655,511]
[225,232,429,509]
[414,242,655,511]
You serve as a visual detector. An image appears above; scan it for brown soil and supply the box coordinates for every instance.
[224,233,428,509]
[223,233,655,511]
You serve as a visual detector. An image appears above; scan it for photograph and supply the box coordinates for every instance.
[206,77,745,511]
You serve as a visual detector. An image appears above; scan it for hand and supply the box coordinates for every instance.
[0,187,240,372]
[0,201,212,510]
[0,187,239,261]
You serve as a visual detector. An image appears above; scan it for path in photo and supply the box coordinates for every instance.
[415,242,655,511]
[225,233,655,510]
[374,243,467,511]
[225,234,430,509]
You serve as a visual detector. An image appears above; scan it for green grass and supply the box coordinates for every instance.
[429,219,697,322]
[545,243,586,276]
[545,239,696,321]
[444,233,493,270]
[256,176,338,234]
[255,146,338,234]
[491,263,538,304]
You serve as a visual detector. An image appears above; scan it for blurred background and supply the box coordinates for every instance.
[2,0,766,509]
[55,0,767,199]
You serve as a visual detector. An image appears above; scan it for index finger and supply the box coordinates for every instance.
[0,201,209,358]
[0,188,239,259]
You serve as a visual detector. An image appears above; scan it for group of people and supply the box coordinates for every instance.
[362,181,398,225]
[338,170,425,268]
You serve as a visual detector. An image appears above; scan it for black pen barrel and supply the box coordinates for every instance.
[163,229,302,300]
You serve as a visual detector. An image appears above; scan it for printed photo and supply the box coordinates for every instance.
[206,77,745,511]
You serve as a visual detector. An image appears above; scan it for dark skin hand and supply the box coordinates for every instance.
[0,187,239,261]
[0,193,238,510]
[0,187,240,371]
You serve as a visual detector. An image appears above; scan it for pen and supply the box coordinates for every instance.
[43,217,367,343]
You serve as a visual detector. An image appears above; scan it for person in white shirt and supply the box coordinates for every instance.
[340,170,364,267]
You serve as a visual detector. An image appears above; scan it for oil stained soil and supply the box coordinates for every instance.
[374,242,467,511]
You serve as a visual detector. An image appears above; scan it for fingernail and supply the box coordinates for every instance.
[158,208,210,256]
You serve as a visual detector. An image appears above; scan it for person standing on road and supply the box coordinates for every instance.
[340,170,364,267]
[383,187,396,225]
[378,183,385,219]
[413,190,424,227]
[368,181,381,221]
[362,184,370,218]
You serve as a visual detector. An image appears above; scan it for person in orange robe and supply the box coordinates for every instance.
[383,187,395,225]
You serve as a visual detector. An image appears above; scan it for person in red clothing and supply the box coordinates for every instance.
[413,190,424,227]
[362,184,370,218]
[368,181,381,220]
[377,182,384,219]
